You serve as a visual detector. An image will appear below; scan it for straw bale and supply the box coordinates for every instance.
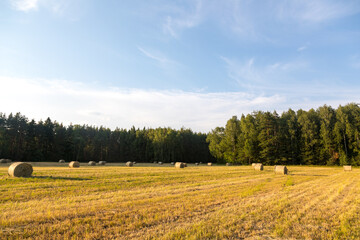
[88,161,96,166]
[254,163,263,171]
[69,161,80,168]
[226,163,232,166]
[175,162,185,168]
[274,165,288,175]
[59,159,65,163]
[0,159,7,163]
[343,165,352,171]
[208,162,213,166]
[98,161,106,165]
[158,162,163,165]
[8,162,33,177]
[126,161,133,167]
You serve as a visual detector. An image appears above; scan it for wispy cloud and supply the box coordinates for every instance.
[138,47,172,65]
[221,57,262,87]
[221,56,308,88]
[297,46,307,52]
[11,0,39,12]
[162,0,203,38]
[137,46,181,74]
[160,0,360,41]
[277,0,360,23]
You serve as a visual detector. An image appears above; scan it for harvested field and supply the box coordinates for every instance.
[0,164,359,239]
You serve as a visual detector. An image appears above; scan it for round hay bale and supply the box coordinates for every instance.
[171,162,175,165]
[208,162,213,166]
[343,165,352,171]
[98,161,106,165]
[251,163,258,168]
[88,161,96,166]
[274,165,288,175]
[8,162,33,177]
[226,163,232,166]
[59,159,65,163]
[158,162,163,165]
[69,161,80,168]
[175,162,185,168]
[195,162,199,165]
[254,163,263,171]
[0,159,7,163]
[126,161,133,167]
[199,162,202,164]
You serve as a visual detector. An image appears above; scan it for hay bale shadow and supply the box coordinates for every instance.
[30,176,91,181]
[288,173,328,177]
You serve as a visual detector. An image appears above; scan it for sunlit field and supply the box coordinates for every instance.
[1,163,359,239]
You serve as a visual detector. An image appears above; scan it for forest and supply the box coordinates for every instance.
[207,103,360,166]
[0,113,213,163]
[1,103,360,165]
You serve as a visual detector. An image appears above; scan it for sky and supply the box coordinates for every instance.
[0,0,359,132]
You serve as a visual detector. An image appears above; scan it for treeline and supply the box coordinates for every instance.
[0,113,214,163]
[207,103,360,166]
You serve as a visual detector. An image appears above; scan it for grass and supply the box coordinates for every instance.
[0,163,359,239]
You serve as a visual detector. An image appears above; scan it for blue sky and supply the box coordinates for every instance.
[0,0,359,132]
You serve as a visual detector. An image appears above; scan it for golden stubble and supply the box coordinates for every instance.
[0,164,359,239]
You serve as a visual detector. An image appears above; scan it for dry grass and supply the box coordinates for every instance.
[0,164,359,239]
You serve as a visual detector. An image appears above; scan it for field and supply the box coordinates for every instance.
[0,163,359,239]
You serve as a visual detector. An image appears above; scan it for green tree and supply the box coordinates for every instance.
[257,111,280,165]
[238,114,259,165]
[206,127,225,162]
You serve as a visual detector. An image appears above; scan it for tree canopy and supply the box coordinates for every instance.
[0,113,213,163]
[207,103,360,166]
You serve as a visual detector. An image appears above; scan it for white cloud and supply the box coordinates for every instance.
[11,0,39,12]
[0,76,288,132]
[0,76,359,131]
[10,0,77,18]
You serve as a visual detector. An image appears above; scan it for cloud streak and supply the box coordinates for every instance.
[158,0,360,41]
[162,0,204,38]
[221,56,308,88]
[293,0,360,23]
[138,47,172,64]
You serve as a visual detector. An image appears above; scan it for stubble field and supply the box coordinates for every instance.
[0,163,359,239]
